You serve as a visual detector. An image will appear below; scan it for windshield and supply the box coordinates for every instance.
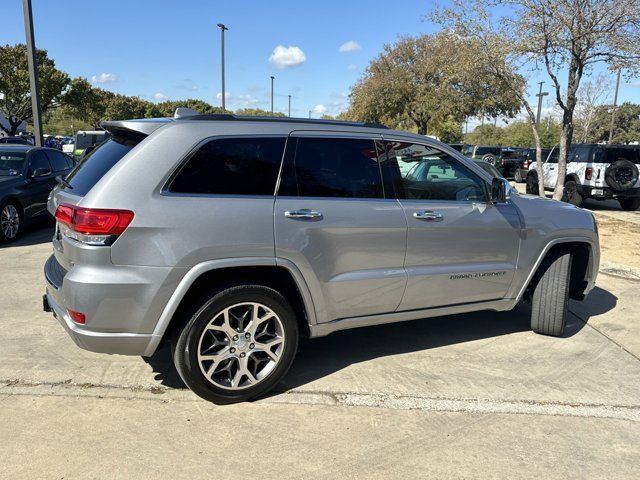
[0,152,26,176]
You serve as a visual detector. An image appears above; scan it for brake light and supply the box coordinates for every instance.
[68,309,86,324]
[55,203,134,245]
[522,160,529,169]
[585,167,593,181]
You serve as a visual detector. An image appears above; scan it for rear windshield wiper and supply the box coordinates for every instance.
[55,175,73,190]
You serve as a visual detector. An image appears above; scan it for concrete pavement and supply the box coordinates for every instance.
[1,224,639,479]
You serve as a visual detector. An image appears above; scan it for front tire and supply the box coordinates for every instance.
[618,197,640,211]
[531,250,572,337]
[172,284,299,404]
[0,201,21,243]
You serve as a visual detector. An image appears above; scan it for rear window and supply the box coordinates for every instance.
[596,147,640,164]
[63,133,144,195]
[169,137,286,195]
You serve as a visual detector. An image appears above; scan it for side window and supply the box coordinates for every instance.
[46,150,69,172]
[381,142,487,202]
[573,146,591,163]
[28,150,52,174]
[169,137,286,195]
[282,137,383,199]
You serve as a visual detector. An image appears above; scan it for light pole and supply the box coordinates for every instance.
[288,95,292,117]
[22,0,42,146]
[609,69,621,144]
[270,76,275,114]
[217,23,228,111]
[308,110,311,119]
[535,81,549,127]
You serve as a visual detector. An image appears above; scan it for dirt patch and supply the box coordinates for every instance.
[593,214,640,269]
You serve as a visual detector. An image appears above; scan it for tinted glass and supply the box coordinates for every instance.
[0,151,26,176]
[474,161,503,178]
[596,147,640,164]
[283,137,383,198]
[476,147,500,156]
[29,150,52,173]
[64,134,143,195]
[571,145,591,162]
[170,137,286,195]
[46,150,69,172]
[381,142,487,202]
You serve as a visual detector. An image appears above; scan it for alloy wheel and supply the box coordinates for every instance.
[0,204,20,239]
[196,302,285,390]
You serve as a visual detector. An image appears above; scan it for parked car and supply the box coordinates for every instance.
[0,145,74,242]
[526,144,640,210]
[0,136,32,145]
[43,113,599,404]
[512,148,557,183]
[498,147,528,179]
[473,159,504,179]
[461,144,502,165]
[448,143,465,152]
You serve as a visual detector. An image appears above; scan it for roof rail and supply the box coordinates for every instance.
[178,114,388,129]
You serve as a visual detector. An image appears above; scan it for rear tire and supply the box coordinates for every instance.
[562,180,583,207]
[0,200,21,243]
[531,250,572,337]
[514,169,523,183]
[525,174,539,195]
[172,283,299,404]
[618,197,640,211]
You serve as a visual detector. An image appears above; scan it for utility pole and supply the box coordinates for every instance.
[22,0,42,146]
[288,95,292,117]
[270,76,275,114]
[217,23,228,111]
[535,81,549,127]
[609,69,621,144]
[308,110,311,119]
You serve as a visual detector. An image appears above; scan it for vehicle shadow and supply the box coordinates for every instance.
[0,222,54,248]
[143,289,617,394]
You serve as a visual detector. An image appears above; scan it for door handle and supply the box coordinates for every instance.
[284,209,323,220]
[413,210,443,221]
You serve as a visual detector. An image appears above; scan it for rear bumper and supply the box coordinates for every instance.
[43,253,180,356]
[580,185,640,199]
[44,289,154,355]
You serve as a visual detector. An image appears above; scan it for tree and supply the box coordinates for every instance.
[235,107,286,117]
[154,99,224,117]
[589,102,640,143]
[574,74,611,142]
[0,44,70,135]
[345,32,522,136]
[491,0,639,200]
[103,94,149,121]
[62,77,114,129]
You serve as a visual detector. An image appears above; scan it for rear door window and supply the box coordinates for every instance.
[64,132,145,195]
[45,150,70,172]
[29,150,52,174]
[278,137,383,199]
[596,147,640,164]
[169,137,286,195]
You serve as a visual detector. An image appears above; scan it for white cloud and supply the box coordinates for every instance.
[154,92,169,101]
[269,45,307,69]
[216,91,232,100]
[237,94,258,106]
[339,41,361,53]
[312,104,327,115]
[91,73,118,83]
[347,64,358,71]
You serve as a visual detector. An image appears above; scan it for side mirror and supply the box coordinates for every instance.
[31,167,52,179]
[491,177,511,204]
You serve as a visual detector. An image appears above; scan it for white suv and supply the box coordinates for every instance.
[526,144,640,210]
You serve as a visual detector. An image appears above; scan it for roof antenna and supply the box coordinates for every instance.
[174,107,200,118]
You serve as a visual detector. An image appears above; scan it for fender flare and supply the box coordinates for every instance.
[143,257,318,356]
[514,236,598,302]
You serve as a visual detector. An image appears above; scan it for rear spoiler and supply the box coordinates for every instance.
[100,118,171,136]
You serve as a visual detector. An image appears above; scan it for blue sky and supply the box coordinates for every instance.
[3,0,639,121]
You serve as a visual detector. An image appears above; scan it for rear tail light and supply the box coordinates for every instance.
[585,167,593,181]
[522,160,529,169]
[68,309,86,324]
[55,203,134,245]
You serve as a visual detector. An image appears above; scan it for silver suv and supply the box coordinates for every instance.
[43,113,600,404]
